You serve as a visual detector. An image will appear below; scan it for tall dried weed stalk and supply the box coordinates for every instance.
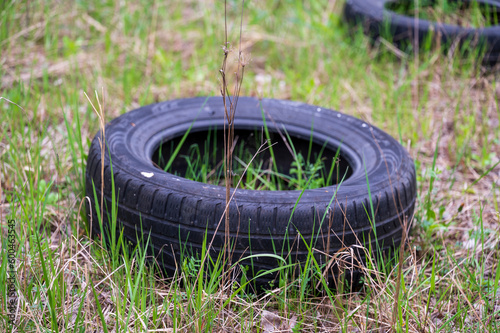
[219,0,247,267]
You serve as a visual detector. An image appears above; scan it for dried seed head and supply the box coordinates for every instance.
[239,52,250,67]
[222,42,231,55]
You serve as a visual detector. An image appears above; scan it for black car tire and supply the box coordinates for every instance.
[85,97,417,284]
[343,0,500,64]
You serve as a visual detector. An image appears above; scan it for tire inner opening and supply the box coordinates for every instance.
[151,127,353,190]
[386,0,500,28]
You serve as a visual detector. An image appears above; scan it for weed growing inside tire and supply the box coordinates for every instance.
[218,0,248,288]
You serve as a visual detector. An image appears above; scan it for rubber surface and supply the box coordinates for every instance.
[85,97,417,283]
[343,0,500,64]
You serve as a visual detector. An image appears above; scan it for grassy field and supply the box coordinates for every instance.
[1,0,500,331]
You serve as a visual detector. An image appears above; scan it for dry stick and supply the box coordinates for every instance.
[228,0,247,275]
[414,0,420,147]
[322,159,342,288]
[262,107,295,155]
[324,204,334,282]
[392,216,407,331]
[220,0,246,280]
[220,0,230,283]
[84,89,105,233]
[0,96,25,110]
[191,142,270,300]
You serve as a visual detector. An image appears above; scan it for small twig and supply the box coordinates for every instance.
[392,216,408,331]
[84,89,106,230]
[218,0,248,279]
[193,141,268,298]
[0,96,25,110]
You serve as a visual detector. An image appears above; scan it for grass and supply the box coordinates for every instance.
[1,0,500,331]
[155,126,345,190]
